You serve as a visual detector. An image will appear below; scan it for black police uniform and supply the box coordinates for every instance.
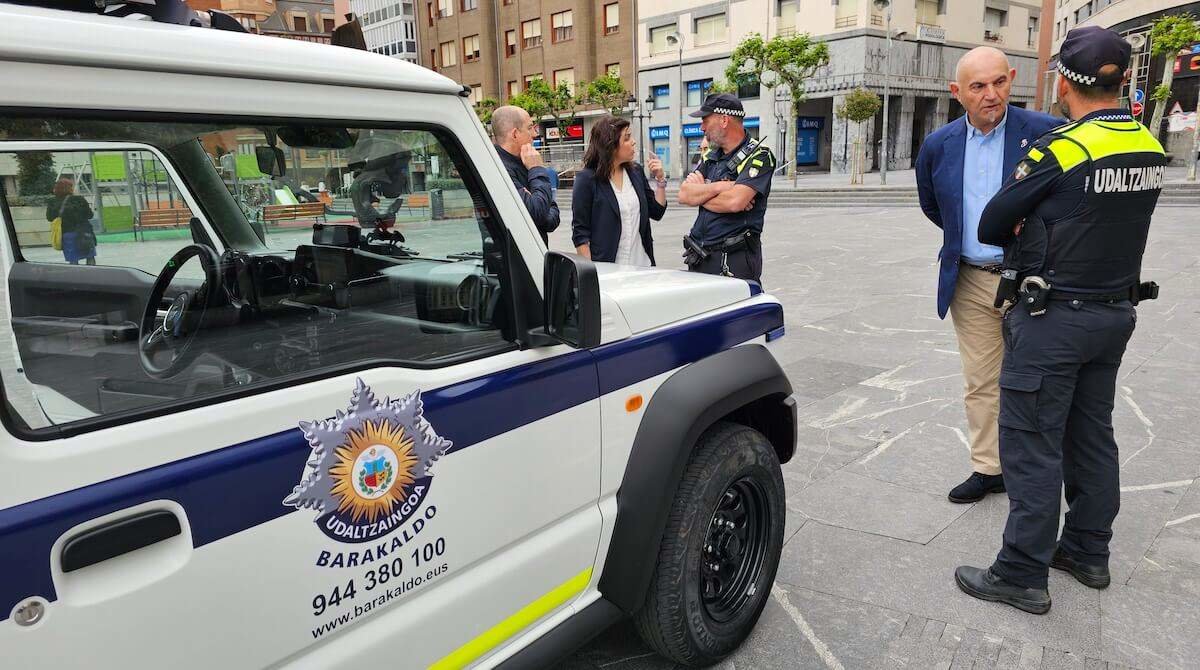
[969,28,1165,596]
[683,94,776,283]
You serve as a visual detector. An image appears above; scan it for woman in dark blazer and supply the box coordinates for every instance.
[571,115,667,266]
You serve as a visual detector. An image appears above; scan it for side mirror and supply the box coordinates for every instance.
[255,146,287,178]
[543,251,600,348]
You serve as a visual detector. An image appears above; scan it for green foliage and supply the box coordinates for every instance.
[510,78,583,142]
[1149,14,1199,55]
[475,97,499,126]
[16,152,55,197]
[1151,84,1173,102]
[726,31,830,110]
[836,88,882,124]
[425,177,466,191]
[583,74,631,115]
[708,78,738,95]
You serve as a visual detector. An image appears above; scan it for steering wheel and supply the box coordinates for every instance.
[139,244,223,379]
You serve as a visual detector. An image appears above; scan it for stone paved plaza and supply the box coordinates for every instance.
[553,204,1200,670]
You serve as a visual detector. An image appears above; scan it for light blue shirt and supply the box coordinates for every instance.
[961,113,1008,265]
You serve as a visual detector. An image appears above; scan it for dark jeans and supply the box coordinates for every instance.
[990,300,1137,589]
[687,235,762,283]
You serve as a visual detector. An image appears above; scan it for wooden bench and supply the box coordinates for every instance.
[262,202,328,227]
[136,208,192,240]
[404,193,430,214]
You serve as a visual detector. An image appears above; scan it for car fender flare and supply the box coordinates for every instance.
[598,343,795,614]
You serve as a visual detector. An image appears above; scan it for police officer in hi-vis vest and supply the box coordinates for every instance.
[955,26,1165,615]
[679,93,776,283]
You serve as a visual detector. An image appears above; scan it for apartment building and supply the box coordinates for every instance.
[1045,1,1198,162]
[218,0,339,42]
[416,0,636,138]
[640,0,1044,176]
[351,0,420,60]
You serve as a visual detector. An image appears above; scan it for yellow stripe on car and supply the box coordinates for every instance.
[429,568,593,670]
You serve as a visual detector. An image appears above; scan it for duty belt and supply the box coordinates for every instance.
[702,230,758,252]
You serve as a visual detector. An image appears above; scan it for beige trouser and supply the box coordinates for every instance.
[949,264,1004,476]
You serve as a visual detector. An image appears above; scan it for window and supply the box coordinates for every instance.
[439,40,457,67]
[469,84,483,104]
[323,18,335,32]
[694,14,727,46]
[551,10,573,43]
[436,0,452,18]
[461,0,477,11]
[652,84,670,109]
[650,25,676,55]
[1028,16,1039,47]
[293,15,307,32]
[778,0,797,34]
[426,2,433,26]
[430,48,437,69]
[553,68,575,94]
[463,35,480,62]
[524,74,542,89]
[606,63,621,78]
[916,0,940,25]
[736,74,760,99]
[0,118,518,432]
[1075,3,1092,23]
[522,19,542,49]
[984,8,1006,41]
[604,3,619,35]
[508,80,520,98]
[686,79,712,107]
[835,0,858,24]
[503,0,512,5]
[505,30,517,57]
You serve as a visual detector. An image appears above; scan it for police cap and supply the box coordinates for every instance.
[1057,26,1131,87]
[689,93,746,118]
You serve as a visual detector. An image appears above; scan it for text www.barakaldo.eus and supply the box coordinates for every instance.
[311,563,449,639]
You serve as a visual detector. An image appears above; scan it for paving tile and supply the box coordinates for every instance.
[1126,482,1200,597]
[1039,648,1087,670]
[1100,581,1200,670]
[777,523,1102,656]
[788,470,970,544]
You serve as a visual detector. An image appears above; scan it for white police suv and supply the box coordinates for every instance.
[0,3,797,667]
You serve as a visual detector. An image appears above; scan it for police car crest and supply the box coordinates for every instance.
[283,379,451,543]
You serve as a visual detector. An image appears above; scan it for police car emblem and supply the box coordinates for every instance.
[283,379,451,543]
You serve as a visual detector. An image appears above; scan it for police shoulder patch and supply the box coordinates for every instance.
[1013,160,1035,180]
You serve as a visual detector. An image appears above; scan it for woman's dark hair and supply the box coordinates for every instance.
[582,115,631,182]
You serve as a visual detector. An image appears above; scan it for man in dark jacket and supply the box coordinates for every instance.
[491,106,560,244]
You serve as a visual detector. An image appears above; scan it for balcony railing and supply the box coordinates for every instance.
[777,26,797,37]
[984,30,1003,43]
[834,16,857,28]
[917,23,946,43]
[870,14,883,27]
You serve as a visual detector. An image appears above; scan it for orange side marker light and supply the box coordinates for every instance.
[625,395,643,413]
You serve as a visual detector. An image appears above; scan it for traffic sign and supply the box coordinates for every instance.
[1132,101,1144,116]
[1133,88,1145,104]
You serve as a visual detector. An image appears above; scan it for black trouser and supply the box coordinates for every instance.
[990,299,1137,589]
[688,234,762,282]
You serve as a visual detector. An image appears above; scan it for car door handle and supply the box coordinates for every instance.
[61,510,182,573]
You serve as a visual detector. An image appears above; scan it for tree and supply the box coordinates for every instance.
[16,152,56,200]
[475,97,499,127]
[708,78,738,95]
[1146,14,1200,141]
[510,78,581,143]
[726,32,830,183]
[836,88,881,184]
[583,74,630,115]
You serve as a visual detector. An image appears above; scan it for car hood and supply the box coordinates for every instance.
[596,264,756,334]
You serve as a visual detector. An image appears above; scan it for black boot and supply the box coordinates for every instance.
[948,472,1006,503]
[954,566,1051,615]
[1050,547,1111,589]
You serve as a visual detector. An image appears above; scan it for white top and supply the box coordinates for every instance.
[612,174,651,268]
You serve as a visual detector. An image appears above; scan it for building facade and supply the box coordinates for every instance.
[1046,1,1199,162]
[639,0,1044,177]
[351,0,420,61]
[217,0,338,42]
[415,0,637,137]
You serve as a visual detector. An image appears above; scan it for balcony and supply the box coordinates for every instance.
[870,14,883,27]
[834,16,858,29]
[917,23,946,43]
[777,26,797,38]
[984,30,1003,43]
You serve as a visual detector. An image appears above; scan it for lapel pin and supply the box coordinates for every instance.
[1021,138,1029,148]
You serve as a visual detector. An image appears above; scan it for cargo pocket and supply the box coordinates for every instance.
[999,370,1042,431]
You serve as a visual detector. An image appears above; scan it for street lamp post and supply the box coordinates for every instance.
[774,88,789,176]
[632,93,654,166]
[874,0,893,185]
[666,31,684,179]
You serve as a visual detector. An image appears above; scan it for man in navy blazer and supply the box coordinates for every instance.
[916,47,1061,504]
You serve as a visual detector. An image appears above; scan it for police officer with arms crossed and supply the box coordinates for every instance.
[679,93,776,282]
[955,26,1165,615]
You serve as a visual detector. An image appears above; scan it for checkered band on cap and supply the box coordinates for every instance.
[712,107,746,117]
[1057,61,1097,86]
